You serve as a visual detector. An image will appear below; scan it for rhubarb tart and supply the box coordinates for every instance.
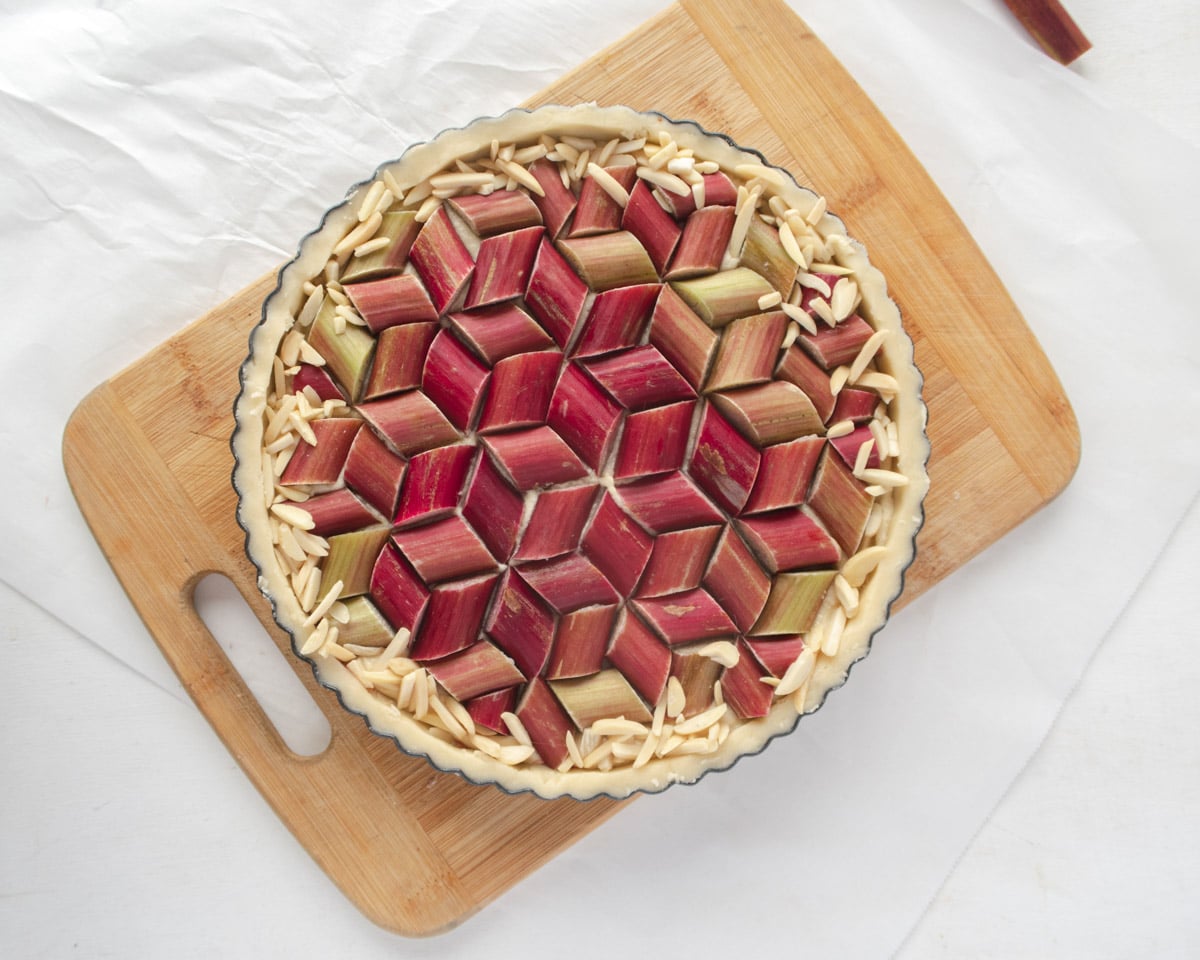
[233,105,929,799]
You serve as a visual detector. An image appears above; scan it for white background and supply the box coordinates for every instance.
[2,0,1198,957]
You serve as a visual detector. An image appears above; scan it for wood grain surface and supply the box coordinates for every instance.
[62,0,1079,937]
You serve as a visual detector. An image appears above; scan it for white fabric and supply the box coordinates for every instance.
[1,1,1197,955]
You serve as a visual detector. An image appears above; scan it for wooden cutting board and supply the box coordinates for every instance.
[62,0,1079,937]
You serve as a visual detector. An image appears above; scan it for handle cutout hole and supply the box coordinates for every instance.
[195,573,332,757]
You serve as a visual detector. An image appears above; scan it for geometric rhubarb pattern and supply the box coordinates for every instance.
[282,167,883,766]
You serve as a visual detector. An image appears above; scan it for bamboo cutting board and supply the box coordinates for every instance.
[62,0,1079,938]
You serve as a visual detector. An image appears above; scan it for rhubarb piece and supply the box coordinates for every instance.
[369,542,430,633]
[322,526,391,597]
[666,205,736,279]
[465,686,518,734]
[633,589,736,645]
[647,284,719,389]
[337,596,395,648]
[476,349,560,434]
[546,604,617,680]
[448,303,553,366]
[751,570,836,635]
[408,206,475,313]
[279,418,362,486]
[776,344,836,423]
[421,328,491,431]
[736,508,840,573]
[621,180,681,274]
[303,488,379,538]
[557,232,657,292]
[669,645,722,717]
[743,436,824,515]
[798,272,842,317]
[705,311,788,393]
[569,164,637,237]
[293,363,345,402]
[710,381,822,447]
[669,267,774,328]
[409,572,500,662]
[448,190,542,236]
[362,321,438,400]
[720,641,774,719]
[615,473,724,534]
[607,608,671,706]
[740,216,799,296]
[524,236,589,347]
[514,485,597,562]
[807,448,874,556]
[483,426,588,492]
[580,491,653,596]
[345,274,437,332]
[461,453,524,561]
[306,297,376,400]
[465,225,544,309]
[485,570,557,678]
[636,524,721,598]
[798,313,874,369]
[745,636,806,678]
[391,515,498,584]
[829,387,878,425]
[571,283,662,358]
[515,677,574,769]
[426,641,525,701]
[614,400,694,480]
[358,391,460,456]
[582,344,695,409]
[340,210,421,283]
[830,424,882,472]
[551,669,652,729]
[546,364,623,470]
[688,402,761,514]
[518,553,620,613]
[657,171,737,218]
[702,526,771,632]
[527,158,577,238]
[394,444,475,527]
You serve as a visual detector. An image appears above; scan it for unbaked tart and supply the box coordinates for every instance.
[233,104,929,799]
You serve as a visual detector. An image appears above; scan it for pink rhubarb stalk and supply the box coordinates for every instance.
[607,608,672,706]
[343,425,406,518]
[461,454,525,561]
[701,526,772,633]
[580,491,653,597]
[775,344,836,423]
[806,447,874,556]
[571,283,662,358]
[688,401,761,515]
[358,391,460,456]
[636,525,722,599]
[464,225,544,309]
[391,515,498,584]
[407,206,475,313]
[528,158,578,238]
[393,443,476,527]
[621,180,681,274]
[524,236,589,347]
[448,303,553,366]
[303,488,379,538]
[409,572,500,662]
[742,436,824,515]
[345,274,438,332]
[569,164,637,236]
[426,641,524,701]
[546,604,618,680]
[710,381,823,447]
[476,350,561,434]
[581,344,695,409]
[448,190,543,236]
[515,677,575,768]
[736,508,840,573]
[369,542,430,634]
[517,553,620,614]
[485,570,558,678]
[513,484,598,562]
[614,400,694,480]
[363,321,438,400]
[647,284,719,390]
[279,418,362,486]
[720,641,774,719]
[705,311,788,392]
[615,473,724,534]
[632,588,737,645]
[666,205,736,279]
[546,364,623,470]
[483,425,589,492]
[421,328,491,431]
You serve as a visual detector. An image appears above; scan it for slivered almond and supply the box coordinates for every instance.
[673,702,727,735]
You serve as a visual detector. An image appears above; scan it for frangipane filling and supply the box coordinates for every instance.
[256,128,909,774]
